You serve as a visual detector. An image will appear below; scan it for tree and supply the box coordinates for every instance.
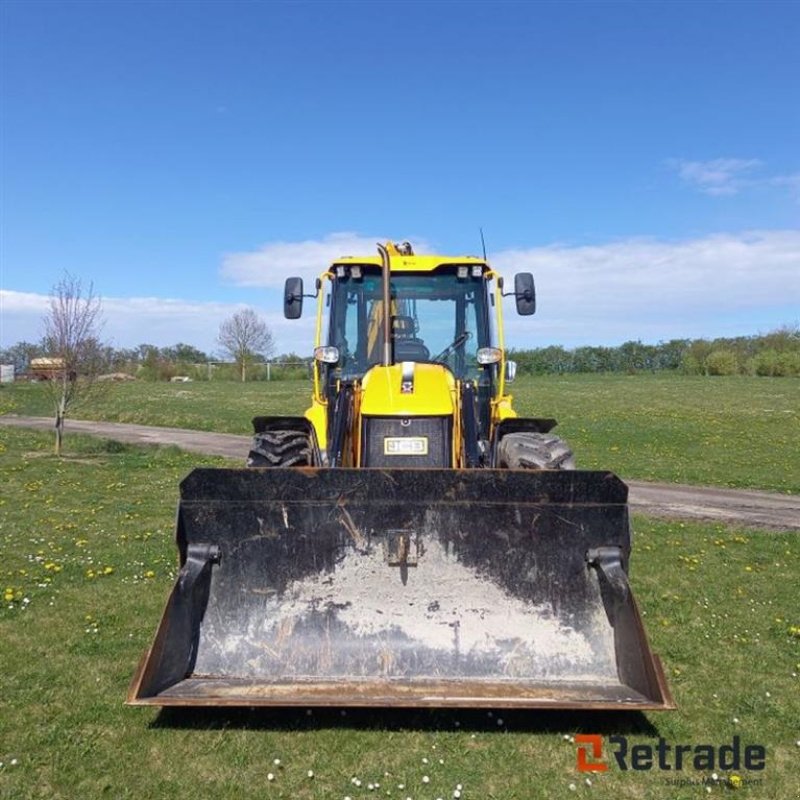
[41,273,105,454]
[162,343,208,364]
[217,308,274,382]
[0,340,43,373]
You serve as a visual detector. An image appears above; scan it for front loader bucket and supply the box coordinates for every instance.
[128,468,673,710]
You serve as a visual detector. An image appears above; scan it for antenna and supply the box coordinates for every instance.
[479,228,487,261]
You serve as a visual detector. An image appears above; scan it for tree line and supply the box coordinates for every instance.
[0,339,309,382]
[5,325,798,381]
[508,326,800,377]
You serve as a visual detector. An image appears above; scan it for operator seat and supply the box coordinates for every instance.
[392,315,430,361]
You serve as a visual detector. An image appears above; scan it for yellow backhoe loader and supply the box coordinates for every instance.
[129,242,673,710]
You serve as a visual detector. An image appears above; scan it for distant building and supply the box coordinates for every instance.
[29,358,76,381]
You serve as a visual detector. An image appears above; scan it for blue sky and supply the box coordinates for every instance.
[1,0,798,355]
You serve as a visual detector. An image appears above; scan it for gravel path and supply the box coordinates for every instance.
[2,414,798,531]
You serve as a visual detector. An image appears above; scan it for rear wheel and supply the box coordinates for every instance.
[497,432,576,470]
[247,430,312,467]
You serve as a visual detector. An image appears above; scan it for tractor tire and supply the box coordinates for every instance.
[246,430,312,468]
[497,432,576,470]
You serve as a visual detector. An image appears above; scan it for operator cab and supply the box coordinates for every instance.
[326,264,493,382]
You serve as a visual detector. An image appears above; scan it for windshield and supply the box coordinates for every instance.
[328,267,491,380]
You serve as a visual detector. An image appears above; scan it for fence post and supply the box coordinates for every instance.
[267,362,271,381]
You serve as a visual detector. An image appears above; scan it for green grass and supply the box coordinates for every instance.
[1,427,798,799]
[2,373,798,492]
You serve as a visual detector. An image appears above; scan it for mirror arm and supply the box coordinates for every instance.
[300,279,322,300]
[501,289,533,300]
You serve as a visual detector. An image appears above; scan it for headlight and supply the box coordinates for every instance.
[313,346,340,364]
[476,347,502,365]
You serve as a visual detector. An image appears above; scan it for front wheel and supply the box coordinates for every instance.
[246,430,312,467]
[497,432,576,470]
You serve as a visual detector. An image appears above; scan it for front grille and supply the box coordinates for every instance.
[361,416,452,468]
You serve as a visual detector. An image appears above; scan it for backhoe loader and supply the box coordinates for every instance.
[129,242,673,709]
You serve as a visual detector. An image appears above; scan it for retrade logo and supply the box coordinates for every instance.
[575,735,608,773]
[575,735,766,773]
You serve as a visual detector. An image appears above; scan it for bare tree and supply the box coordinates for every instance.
[41,273,105,454]
[218,308,274,382]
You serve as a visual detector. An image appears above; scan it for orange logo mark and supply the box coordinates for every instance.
[576,734,608,773]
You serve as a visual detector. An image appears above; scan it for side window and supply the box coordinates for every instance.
[344,289,359,362]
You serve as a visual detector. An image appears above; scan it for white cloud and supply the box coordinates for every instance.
[221,232,432,288]
[0,291,313,357]
[669,158,800,198]
[668,158,762,195]
[3,230,798,355]
[492,230,800,345]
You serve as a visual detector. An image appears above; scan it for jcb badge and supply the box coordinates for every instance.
[384,437,429,456]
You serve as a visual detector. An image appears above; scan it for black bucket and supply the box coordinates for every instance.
[128,468,673,710]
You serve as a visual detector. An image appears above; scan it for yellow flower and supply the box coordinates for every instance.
[144,570,156,579]
[103,566,114,575]
[729,774,742,789]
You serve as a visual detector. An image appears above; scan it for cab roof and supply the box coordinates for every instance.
[333,254,489,273]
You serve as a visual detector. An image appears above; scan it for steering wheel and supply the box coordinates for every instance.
[432,331,471,364]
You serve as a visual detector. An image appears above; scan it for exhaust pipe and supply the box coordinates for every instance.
[377,243,392,366]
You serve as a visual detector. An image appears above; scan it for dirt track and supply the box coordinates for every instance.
[2,415,798,531]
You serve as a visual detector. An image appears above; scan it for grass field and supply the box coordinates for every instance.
[2,373,799,493]
[1,426,798,799]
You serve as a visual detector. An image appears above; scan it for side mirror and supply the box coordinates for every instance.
[505,359,517,383]
[284,277,304,319]
[514,273,536,315]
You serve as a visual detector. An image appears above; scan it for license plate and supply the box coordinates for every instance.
[383,437,429,456]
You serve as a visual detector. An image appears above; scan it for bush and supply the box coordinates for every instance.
[705,350,739,376]
[680,353,703,375]
[776,351,800,376]
[751,349,781,377]
[137,360,177,382]
[269,364,310,381]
